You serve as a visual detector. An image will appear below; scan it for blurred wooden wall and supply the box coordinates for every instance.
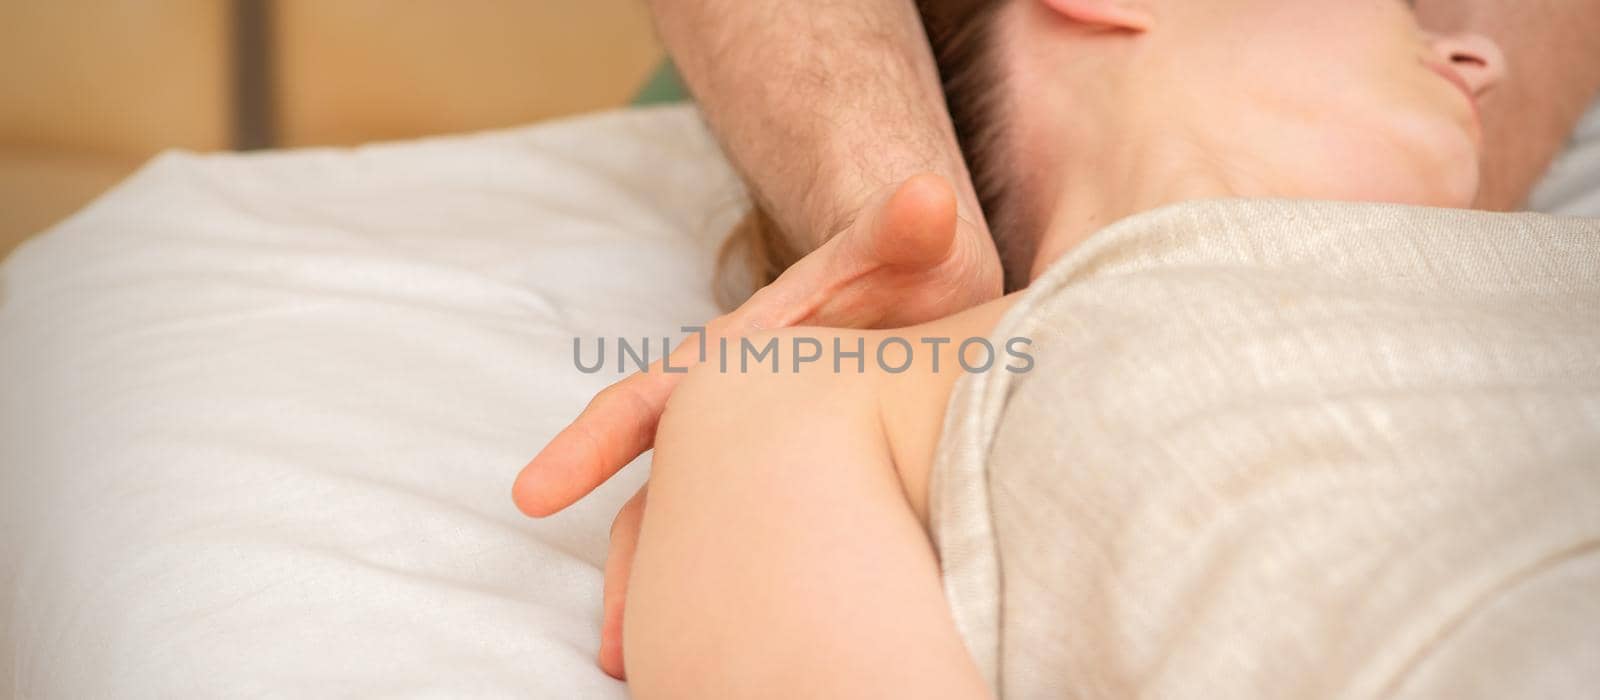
[0,0,663,256]
[0,1,231,251]
[272,1,661,147]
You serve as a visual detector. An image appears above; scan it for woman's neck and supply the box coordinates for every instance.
[1027,128,1257,282]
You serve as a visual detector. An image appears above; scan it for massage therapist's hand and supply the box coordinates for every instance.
[511,174,1001,678]
[512,173,997,514]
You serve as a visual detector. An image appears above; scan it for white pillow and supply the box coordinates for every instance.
[1530,101,1600,215]
[0,105,744,697]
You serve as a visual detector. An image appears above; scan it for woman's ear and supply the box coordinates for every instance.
[1035,0,1154,32]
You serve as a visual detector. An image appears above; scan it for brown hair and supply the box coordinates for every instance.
[715,0,1015,310]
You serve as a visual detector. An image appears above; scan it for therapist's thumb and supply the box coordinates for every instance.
[861,173,959,269]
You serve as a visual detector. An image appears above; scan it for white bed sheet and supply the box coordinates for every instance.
[1,106,744,697]
[1532,99,1600,215]
[4,100,1599,697]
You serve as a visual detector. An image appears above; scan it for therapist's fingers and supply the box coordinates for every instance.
[512,365,671,517]
[512,315,741,517]
[513,175,976,517]
[598,484,648,680]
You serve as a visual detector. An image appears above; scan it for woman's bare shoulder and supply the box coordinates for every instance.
[872,294,1022,524]
[659,294,1020,524]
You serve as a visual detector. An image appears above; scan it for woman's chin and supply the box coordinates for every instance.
[1414,129,1484,209]
[1426,159,1482,210]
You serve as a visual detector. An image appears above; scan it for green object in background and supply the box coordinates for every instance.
[633,59,689,105]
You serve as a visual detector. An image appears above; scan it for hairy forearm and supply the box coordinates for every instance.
[1419,0,1600,210]
[647,0,987,246]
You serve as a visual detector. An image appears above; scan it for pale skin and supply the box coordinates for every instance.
[1416,0,1600,211]
[625,301,1006,699]
[515,0,1600,687]
[620,1,1515,694]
